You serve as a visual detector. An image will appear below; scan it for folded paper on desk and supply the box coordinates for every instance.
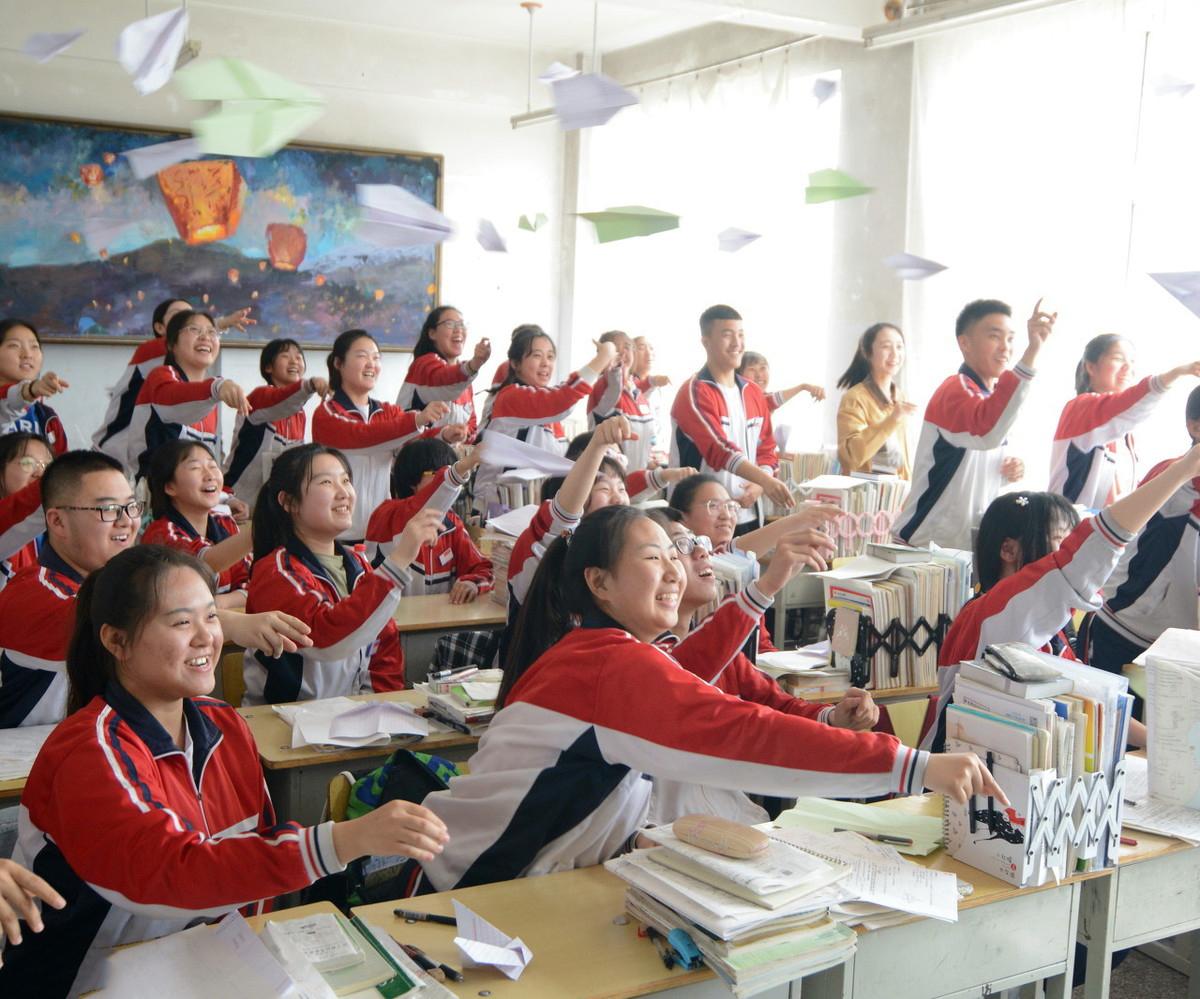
[0,723,55,781]
[452,900,532,980]
[756,647,831,677]
[273,698,428,749]
[775,797,942,855]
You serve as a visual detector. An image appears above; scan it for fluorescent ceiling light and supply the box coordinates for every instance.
[862,0,1080,48]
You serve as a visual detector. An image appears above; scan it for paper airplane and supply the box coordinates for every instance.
[117,7,189,96]
[518,213,548,232]
[813,77,838,105]
[718,227,761,252]
[22,29,85,63]
[884,252,947,280]
[1150,272,1200,319]
[356,184,453,247]
[578,205,679,243]
[805,168,873,204]
[551,72,639,130]
[452,901,532,981]
[539,61,579,83]
[121,137,204,180]
[477,219,507,253]
[174,57,325,158]
[479,431,573,475]
[1153,74,1195,97]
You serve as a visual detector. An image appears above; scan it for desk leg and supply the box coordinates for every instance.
[797,955,852,999]
[1079,875,1117,999]
[1189,930,1200,999]
[1043,881,1080,999]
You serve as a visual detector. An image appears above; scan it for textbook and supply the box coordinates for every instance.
[264,912,415,996]
[958,659,1073,699]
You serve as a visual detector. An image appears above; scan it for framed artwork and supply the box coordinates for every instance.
[0,113,443,350]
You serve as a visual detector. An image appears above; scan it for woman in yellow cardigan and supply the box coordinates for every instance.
[835,323,916,479]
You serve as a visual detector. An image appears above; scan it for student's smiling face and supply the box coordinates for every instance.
[515,336,556,388]
[337,336,381,396]
[288,452,356,543]
[1,438,53,498]
[268,345,306,386]
[666,521,719,611]
[681,481,738,547]
[585,469,629,514]
[1085,339,1135,394]
[703,319,745,372]
[0,324,43,384]
[957,312,1014,383]
[46,469,139,576]
[166,447,223,514]
[431,310,467,359]
[173,316,220,376]
[584,517,684,642]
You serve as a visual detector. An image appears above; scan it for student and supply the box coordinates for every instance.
[0,319,69,454]
[0,450,313,729]
[893,299,1055,550]
[0,859,64,966]
[312,329,446,542]
[0,545,448,997]
[128,310,251,482]
[1081,388,1200,677]
[142,441,253,608]
[397,306,491,440]
[474,330,614,514]
[0,433,52,588]
[244,443,444,704]
[224,337,328,507]
[414,504,1003,891]
[93,299,254,466]
[587,330,658,470]
[671,304,793,534]
[835,323,917,478]
[1049,334,1200,507]
[365,441,492,601]
[738,350,826,455]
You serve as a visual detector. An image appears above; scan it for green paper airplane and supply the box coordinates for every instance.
[577,205,680,243]
[175,57,325,158]
[805,169,873,204]
[518,213,548,232]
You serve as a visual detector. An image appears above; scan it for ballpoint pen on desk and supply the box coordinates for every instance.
[834,829,914,847]
[399,943,445,981]
[394,908,457,926]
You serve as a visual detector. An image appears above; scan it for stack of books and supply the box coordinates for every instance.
[495,469,547,512]
[793,473,909,560]
[421,670,502,736]
[754,645,851,699]
[786,449,839,483]
[480,504,539,609]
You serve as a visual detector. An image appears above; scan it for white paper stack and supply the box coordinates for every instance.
[271,698,428,749]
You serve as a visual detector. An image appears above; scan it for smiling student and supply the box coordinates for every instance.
[397,306,491,440]
[0,319,69,454]
[0,433,53,589]
[587,330,658,470]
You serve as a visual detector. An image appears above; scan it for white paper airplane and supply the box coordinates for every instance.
[551,72,638,130]
[813,77,838,105]
[1150,272,1200,319]
[452,901,533,981]
[21,29,85,63]
[121,137,204,180]
[356,184,453,247]
[1153,74,1195,97]
[538,61,579,83]
[477,219,507,253]
[117,6,189,96]
[717,227,761,252]
[884,252,948,280]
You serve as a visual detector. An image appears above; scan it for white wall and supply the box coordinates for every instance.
[1,1,568,450]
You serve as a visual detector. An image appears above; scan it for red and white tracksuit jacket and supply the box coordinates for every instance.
[418,614,928,890]
[93,336,167,465]
[311,390,425,540]
[243,540,411,704]
[1049,375,1166,509]
[129,363,224,481]
[1092,458,1200,650]
[0,478,46,588]
[141,507,250,593]
[0,385,68,455]
[587,370,657,470]
[474,368,600,513]
[0,543,82,728]
[894,363,1035,550]
[364,464,493,595]
[938,508,1132,667]
[2,684,344,996]
[670,367,778,525]
[224,379,317,506]
[397,352,480,440]
[478,360,510,428]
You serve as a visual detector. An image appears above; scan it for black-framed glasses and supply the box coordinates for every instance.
[671,534,714,557]
[55,500,143,523]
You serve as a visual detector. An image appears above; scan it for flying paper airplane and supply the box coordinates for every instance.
[717,228,761,252]
[812,78,838,105]
[356,184,454,247]
[539,62,579,83]
[122,137,204,180]
[518,213,548,232]
[551,72,638,130]
[805,168,873,204]
[477,219,507,253]
[174,57,325,158]
[1153,74,1195,97]
[22,29,85,63]
[117,7,189,95]
[578,206,679,243]
[1150,272,1200,319]
[884,252,947,280]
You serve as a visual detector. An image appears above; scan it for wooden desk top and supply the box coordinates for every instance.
[0,775,24,802]
[392,593,506,633]
[239,690,478,770]
[354,866,713,999]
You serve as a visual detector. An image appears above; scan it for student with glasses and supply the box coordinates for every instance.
[0,433,53,590]
[398,306,491,442]
[0,451,315,729]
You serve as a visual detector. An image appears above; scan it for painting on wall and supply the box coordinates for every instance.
[0,114,443,349]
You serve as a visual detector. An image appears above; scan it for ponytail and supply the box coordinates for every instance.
[1075,334,1126,395]
[252,443,352,562]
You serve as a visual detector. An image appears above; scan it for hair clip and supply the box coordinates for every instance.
[1014,495,1029,507]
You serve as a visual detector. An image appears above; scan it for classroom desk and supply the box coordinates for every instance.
[0,775,23,806]
[240,690,478,825]
[1078,826,1200,998]
[392,593,507,684]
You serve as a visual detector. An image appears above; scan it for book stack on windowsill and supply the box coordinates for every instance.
[420,670,502,736]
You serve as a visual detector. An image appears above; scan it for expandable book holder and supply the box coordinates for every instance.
[823,608,952,688]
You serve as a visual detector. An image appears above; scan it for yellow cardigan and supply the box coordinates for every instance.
[836,381,912,480]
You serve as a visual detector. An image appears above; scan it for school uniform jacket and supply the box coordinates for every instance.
[669,368,778,525]
[1093,458,1200,650]
[0,479,45,567]
[893,363,1035,550]
[587,370,657,470]
[396,352,479,439]
[1049,375,1166,509]
[938,509,1132,667]
[1,684,344,997]
[0,386,68,454]
[311,390,424,540]
[93,336,167,464]
[0,543,82,728]
[474,371,599,513]
[418,618,928,890]
[0,538,40,593]
[224,379,317,506]
[364,464,493,595]
[243,540,411,704]
[129,363,224,481]
[478,360,510,430]
[141,507,250,593]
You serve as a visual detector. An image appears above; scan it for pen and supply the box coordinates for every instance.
[834,828,914,846]
[1120,836,1138,847]
[394,908,457,926]
[646,927,675,970]
[399,943,445,981]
